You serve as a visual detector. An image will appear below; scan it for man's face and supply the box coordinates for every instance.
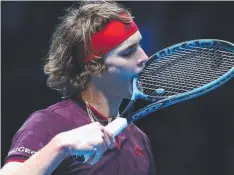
[93,31,149,99]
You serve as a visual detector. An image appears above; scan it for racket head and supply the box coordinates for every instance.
[129,39,234,122]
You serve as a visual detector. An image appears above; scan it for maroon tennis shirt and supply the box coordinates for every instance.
[4,98,156,175]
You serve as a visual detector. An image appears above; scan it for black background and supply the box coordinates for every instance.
[2,1,234,175]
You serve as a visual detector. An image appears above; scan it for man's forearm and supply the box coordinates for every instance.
[2,134,68,175]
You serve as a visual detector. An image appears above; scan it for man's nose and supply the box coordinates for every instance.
[137,48,149,67]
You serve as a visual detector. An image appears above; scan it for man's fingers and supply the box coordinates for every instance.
[102,133,111,150]
[103,127,115,148]
[87,148,97,164]
[88,147,104,165]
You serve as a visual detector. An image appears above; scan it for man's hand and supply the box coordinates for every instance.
[55,122,115,165]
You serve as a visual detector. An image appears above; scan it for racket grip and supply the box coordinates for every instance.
[105,117,128,137]
[75,117,128,163]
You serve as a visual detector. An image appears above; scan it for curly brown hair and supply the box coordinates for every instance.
[43,1,134,98]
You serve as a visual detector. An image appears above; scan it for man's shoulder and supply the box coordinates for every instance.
[46,99,71,111]
[35,99,87,120]
[126,123,150,142]
[20,99,89,132]
[22,99,71,125]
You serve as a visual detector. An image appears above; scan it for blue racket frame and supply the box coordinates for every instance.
[129,39,234,123]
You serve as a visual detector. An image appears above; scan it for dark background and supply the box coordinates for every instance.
[2,1,234,175]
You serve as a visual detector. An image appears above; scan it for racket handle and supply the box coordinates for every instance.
[105,117,128,137]
[75,117,128,163]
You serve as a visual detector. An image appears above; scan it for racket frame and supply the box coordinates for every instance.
[130,67,234,123]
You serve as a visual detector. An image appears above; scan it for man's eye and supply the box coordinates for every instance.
[122,47,136,57]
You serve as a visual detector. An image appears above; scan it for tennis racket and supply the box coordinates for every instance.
[78,39,234,162]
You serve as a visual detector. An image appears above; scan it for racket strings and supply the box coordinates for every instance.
[150,47,233,95]
[143,44,228,73]
[139,42,234,97]
[142,47,215,92]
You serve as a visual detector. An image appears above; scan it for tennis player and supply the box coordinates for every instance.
[1,1,156,175]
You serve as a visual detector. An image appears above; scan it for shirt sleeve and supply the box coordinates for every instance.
[4,110,71,164]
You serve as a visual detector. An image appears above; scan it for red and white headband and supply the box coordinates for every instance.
[84,16,138,62]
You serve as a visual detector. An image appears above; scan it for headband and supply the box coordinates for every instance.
[84,18,138,62]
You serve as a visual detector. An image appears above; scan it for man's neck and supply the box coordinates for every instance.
[81,83,122,119]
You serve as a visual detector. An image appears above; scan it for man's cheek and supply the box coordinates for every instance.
[107,66,122,74]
